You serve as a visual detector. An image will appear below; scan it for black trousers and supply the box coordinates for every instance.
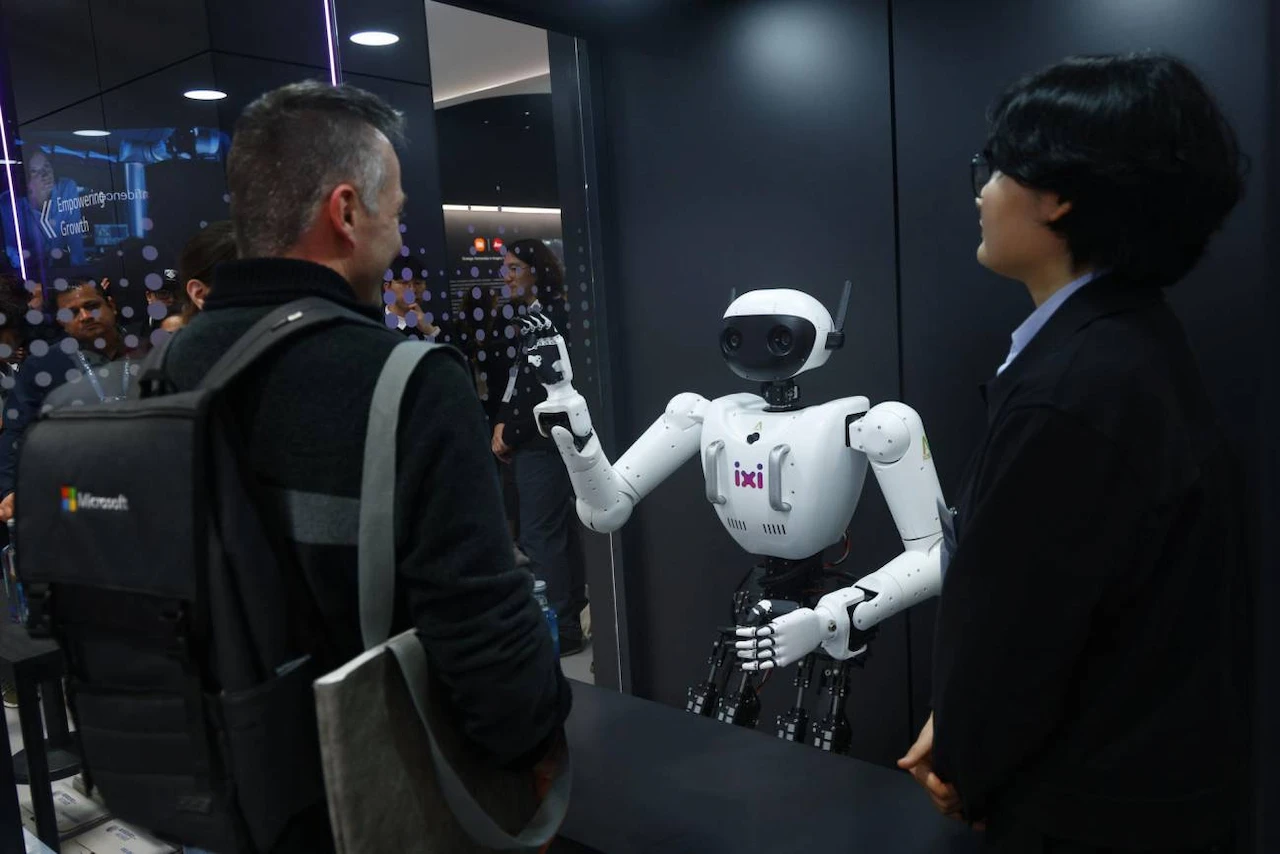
[512,444,588,636]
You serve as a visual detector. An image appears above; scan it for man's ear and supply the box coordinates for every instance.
[326,183,361,248]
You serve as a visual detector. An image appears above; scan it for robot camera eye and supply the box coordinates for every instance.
[722,327,743,353]
[767,325,794,356]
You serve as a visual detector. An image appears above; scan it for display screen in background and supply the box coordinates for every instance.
[1,128,231,319]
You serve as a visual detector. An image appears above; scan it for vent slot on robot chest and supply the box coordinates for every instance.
[727,518,749,531]
[762,523,788,536]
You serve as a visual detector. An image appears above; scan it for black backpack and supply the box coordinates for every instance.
[15,298,374,852]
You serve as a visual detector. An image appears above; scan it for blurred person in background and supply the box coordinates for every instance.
[0,279,134,521]
[162,220,238,333]
[493,239,588,655]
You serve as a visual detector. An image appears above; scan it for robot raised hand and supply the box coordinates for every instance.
[518,313,640,532]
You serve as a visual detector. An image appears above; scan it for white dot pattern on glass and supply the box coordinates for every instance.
[383,269,394,282]
[145,273,162,291]
[150,330,169,347]
[142,217,154,231]
[142,246,159,261]
[0,376,12,391]
[401,268,412,280]
[65,369,80,383]
[478,351,487,361]
[21,310,37,326]
[94,338,106,350]
[200,220,208,228]
[147,304,167,320]
[6,410,17,421]
[473,308,483,321]
[125,335,138,349]
[29,340,48,358]
[51,248,63,260]
[476,329,486,342]
[506,347,516,359]
[504,326,516,339]
[54,278,68,291]
[0,345,9,360]
[384,315,398,330]
[57,308,73,323]
[121,306,134,319]
[35,372,51,388]
[383,291,396,306]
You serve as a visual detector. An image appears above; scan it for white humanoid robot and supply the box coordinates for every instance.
[520,285,949,752]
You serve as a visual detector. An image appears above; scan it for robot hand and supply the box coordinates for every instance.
[731,600,827,671]
[732,587,868,670]
[519,313,574,390]
[521,313,594,449]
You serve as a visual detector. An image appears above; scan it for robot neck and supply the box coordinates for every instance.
[761,379,801,411]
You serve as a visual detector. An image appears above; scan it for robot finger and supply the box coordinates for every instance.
[731,625,775,639]
[741,659,776,672]
[735,647,775,661]
[732,637,775,651]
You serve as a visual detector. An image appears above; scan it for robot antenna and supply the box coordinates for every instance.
[728,287,737,307]
[826,279,852,350]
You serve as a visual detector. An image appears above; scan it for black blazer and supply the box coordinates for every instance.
[931,276,1250,850]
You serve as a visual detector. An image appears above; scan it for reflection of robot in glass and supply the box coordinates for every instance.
[520,285,949,753]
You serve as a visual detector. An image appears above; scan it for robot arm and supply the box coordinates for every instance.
[519,315,708,533]
[733,402,946,669]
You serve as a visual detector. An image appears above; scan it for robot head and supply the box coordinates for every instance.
[720,288,847,382]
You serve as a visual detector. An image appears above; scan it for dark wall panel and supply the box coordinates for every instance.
[595,0,911,765]
[890,0,1273,774]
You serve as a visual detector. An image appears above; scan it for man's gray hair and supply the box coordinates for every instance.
[226,81,406,257]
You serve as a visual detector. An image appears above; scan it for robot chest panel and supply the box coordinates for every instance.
[701,397,869,559]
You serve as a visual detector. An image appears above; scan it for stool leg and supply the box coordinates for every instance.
[40,680,68,750]
[0,705,23,854]
[15,678,58,851]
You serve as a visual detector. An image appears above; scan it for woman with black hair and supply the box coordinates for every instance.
[896,54,1249,852]
[492,238,589,655]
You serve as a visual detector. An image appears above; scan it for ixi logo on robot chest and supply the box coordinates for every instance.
[733,461,765,490]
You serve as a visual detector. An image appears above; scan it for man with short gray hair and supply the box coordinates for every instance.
[165,80,571,852]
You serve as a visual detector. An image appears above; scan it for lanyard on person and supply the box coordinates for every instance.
[74,351,131,403]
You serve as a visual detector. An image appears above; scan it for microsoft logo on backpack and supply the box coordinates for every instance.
[61,486,129,513]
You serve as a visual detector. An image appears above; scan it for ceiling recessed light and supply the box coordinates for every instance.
[184,89,228,101]
[73,130,110,137]
[350,31,399,47]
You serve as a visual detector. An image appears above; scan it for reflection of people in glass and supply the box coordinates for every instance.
[0,280,132,521]
[382,257,440,339]
[168,220,237,332]
[493,239,588,655]
[1,150,87,269]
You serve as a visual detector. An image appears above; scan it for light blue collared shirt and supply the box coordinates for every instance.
[996,270,1104,375]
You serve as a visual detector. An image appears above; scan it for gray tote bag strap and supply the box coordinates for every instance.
[358,339,571,851]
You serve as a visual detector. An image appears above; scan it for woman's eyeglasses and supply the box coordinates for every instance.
[970,151,993,198]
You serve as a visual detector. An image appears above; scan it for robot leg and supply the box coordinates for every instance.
[686,635,734,717]
[715,671,762,729]
[775,652,818,743]
[812,659,858,755]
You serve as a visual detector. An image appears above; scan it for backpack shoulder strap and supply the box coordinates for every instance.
[199,297,378,392]
[358,339,571,851]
